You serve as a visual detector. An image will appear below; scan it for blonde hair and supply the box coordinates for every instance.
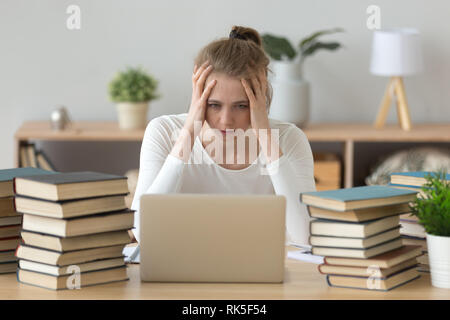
[194,25,273,110]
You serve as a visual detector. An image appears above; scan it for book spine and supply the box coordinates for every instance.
[12,178,17,195]
[298,193,304,204]
[14,244,21,258]
[325,275,332,287]
[318,264,326,275]
[0,236,21,241]
[12,196,17,212]
[306,205,312,218]
[39,150,57,171]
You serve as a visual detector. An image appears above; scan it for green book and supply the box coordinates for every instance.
[390,171,449,187]
[14,171,129,201]
[299,186,417,211]
[0,168,57,197]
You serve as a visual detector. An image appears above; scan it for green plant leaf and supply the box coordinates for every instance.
[108,66,160,103]
[261,34,297,61]
[301,41,342,57]
[410,170,450,237]
[299,28,344,51]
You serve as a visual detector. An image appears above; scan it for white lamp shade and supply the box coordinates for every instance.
[370,28,424,76]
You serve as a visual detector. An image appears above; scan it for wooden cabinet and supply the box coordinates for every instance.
[313,153,341,191]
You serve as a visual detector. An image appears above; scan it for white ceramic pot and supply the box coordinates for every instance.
[116,102,149,130]
[269,60,310,128]
[426,233,450,289]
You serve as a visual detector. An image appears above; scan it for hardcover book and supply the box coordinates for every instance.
[19,257,125,276]
[326,266,420,291]
[15,243,126,266]
[299,186,417,211]
[309,226,401,249]
[15,194,128,219]
[21,229,132,252]
[310,215,400,238]
[390,171,450,187]
[307,202,410,222]
[22,209,134,237]
[0,197,16,217]
[311,238,403,259]
[0,167,57,197]
[17,265,128,290]
[323,245,423,268]
[318,257,418,277]
[14,171,129,201]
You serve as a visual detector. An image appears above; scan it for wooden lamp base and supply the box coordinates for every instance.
[374,76,412,131]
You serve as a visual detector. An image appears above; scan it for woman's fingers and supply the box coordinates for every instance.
[241,78,256,103]
[200,79,217,101]
[250,75,261,97]
[196,65,213,93]
[192,60,210,82]
[259,69,268,93]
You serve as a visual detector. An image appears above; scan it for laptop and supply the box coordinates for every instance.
[139,193,286,283]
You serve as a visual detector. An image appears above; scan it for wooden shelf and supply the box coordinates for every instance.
[14,121,147,142]
[303,123,450,142]
[302,123,450,188]
[14,121,450,188]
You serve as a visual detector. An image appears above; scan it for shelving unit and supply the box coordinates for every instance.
[14,121,450,188]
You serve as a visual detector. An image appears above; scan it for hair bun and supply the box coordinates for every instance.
[229,26,262,47]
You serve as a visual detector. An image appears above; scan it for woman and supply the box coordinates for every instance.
[131,26,316,247]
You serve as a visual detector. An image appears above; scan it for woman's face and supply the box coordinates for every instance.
[204,72,251,137]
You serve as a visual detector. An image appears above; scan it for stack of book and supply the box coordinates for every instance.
[14,171,134,290]
[300,185,423,291]
[388,171,450,273]
[0,168,56,274]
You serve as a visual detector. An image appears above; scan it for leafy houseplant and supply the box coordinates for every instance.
[410,171,450,288]
[260,29,344,127]
[108,67,159,130]
[262,28,344,65]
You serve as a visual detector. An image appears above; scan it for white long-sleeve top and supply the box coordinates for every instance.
[130,113,316,247]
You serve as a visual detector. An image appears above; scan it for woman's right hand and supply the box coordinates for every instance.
[184,60,217,133]
[170,61,216,162]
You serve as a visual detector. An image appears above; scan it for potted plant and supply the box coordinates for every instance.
[262,28,343,127]
[109,67,160,130]
[410,171,450,289]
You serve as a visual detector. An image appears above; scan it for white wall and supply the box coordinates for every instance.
[1,0,449,174]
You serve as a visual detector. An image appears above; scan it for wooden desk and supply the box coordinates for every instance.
[1,249,448,299]
[14,121,450,188]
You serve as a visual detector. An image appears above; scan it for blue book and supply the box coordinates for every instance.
[390,171,449,187]
[0,168,58,197]
[299,185,417,211]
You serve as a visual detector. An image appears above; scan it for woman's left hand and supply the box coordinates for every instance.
[241,70,283,163]
[240,69,270,137]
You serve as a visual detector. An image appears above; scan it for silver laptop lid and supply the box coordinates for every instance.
[139,194,286,283]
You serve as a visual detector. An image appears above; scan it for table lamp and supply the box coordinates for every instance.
[370,28,423,131]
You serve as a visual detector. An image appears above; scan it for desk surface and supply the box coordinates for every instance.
[2,250,449,300]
